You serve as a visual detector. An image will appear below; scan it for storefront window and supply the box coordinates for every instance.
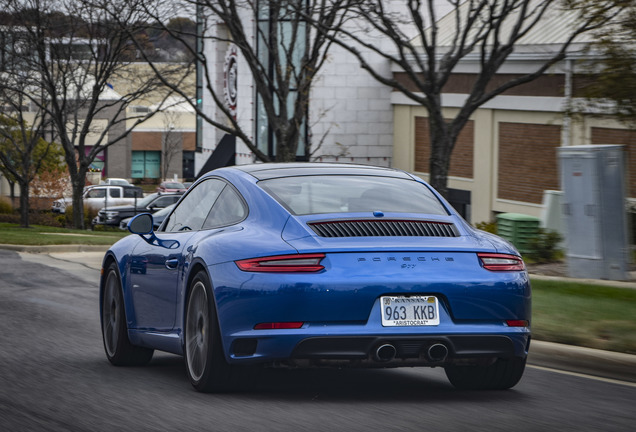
[132,151,161,179]
[255,0,308,159]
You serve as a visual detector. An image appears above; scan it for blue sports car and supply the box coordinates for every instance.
[100,163,531,392]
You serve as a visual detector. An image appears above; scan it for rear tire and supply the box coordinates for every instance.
[444,357,526,390]
[184,271,233,392]
[101,263,154,366]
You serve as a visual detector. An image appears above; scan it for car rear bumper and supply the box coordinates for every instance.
[225,331,530,367]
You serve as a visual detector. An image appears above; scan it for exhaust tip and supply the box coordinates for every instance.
[427,343,448,362]
[374,344,397,362]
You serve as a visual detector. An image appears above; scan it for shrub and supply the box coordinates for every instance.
[55,214,66,227]
[29,211,62,227]
[474,220,497,234]
[526,229,564,263]
[92,224,120,232]
[0,213,19,223]
[0,209,61,226]
[0,198,13,214]
[64,205,99,228]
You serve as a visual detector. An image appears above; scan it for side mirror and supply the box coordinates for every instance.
[128,213,153,234]
[128,213,180,249]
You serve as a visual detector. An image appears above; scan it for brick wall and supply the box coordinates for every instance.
[498,122,561,204]
[183,132,196,151]
[591,127,636,198]
[394,72,592,97]
[132,132,162,151]
[414,117,474,179]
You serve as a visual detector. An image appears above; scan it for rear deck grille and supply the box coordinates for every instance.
[308,220,459,238]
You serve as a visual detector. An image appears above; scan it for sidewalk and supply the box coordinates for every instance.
[3,244,636,383]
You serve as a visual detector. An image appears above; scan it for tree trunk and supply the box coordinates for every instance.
[275,124,300,162]
[9,180,16,203]
[70,173,86,230]
[427,115,453,199]
[18,180,30,228]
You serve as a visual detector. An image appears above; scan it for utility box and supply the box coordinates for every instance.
[496,213,540,254]
[558,145,629,280]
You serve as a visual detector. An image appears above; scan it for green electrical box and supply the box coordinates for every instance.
[496,213,540,254]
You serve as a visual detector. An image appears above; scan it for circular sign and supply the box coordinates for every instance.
[224,45,238,118]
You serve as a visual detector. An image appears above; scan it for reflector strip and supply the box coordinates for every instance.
[254,322,304,330]
[506,320,529,327]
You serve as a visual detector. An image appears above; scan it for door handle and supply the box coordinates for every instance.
[165,258,179,270]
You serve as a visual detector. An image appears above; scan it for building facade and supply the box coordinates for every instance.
[198,1,453,172]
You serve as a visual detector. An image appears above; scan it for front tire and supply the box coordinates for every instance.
[444,357,526,390]
[184,271,233,392]
[101,263,153,366]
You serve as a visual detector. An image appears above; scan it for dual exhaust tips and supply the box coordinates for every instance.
[374,343,448,362]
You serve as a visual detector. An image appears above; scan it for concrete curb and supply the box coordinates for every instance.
[0,244,110,253]
[528,340,636,383]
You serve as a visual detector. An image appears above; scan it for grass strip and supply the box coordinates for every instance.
[531,278,636,354]
[0,223,127,246]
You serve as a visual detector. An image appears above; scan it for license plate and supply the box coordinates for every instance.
[381,296,439,326]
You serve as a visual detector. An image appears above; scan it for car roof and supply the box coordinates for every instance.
[232,163,414,181]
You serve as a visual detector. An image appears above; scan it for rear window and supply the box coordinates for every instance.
[258,175,448,216]
[123,188,142,198]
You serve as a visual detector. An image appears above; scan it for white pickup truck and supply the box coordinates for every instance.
[51,185,144,214]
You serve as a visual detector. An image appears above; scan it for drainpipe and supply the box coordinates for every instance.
[561,58,573,147]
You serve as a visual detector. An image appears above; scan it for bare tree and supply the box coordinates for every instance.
[161,110,182,180]
[0,70,62,227]
[576,1,636,126]
[311,0,625,197]
[108,0,355,162]
[4,0,188,228]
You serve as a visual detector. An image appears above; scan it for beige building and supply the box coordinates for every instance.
[103,64,197,181]
[391,7,635,225]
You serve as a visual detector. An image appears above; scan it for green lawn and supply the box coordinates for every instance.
[0,223,128,246]
[531,278,636,354]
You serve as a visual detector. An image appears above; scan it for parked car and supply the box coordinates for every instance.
[94,192,182,227]
[100,163,530,393]
[157,181,187,193]
[119,203,176,230]
[100,178,131,186]
[52,185,143,214]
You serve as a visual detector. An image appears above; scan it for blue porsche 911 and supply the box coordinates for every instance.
[100,163,531,392]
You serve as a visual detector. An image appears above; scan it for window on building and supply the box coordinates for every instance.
[0,31,31,72]
[182,151,195,180]
[255,0,308,160]
[132,151,161,179]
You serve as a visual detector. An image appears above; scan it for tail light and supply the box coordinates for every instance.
[235,253,325,273]
[477,253,525,271]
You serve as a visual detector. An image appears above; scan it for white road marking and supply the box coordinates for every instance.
[528,365,636,388]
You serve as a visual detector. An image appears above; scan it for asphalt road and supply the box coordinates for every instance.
[1,249,635,432]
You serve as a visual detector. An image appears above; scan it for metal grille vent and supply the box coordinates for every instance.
[308,220,459,238]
